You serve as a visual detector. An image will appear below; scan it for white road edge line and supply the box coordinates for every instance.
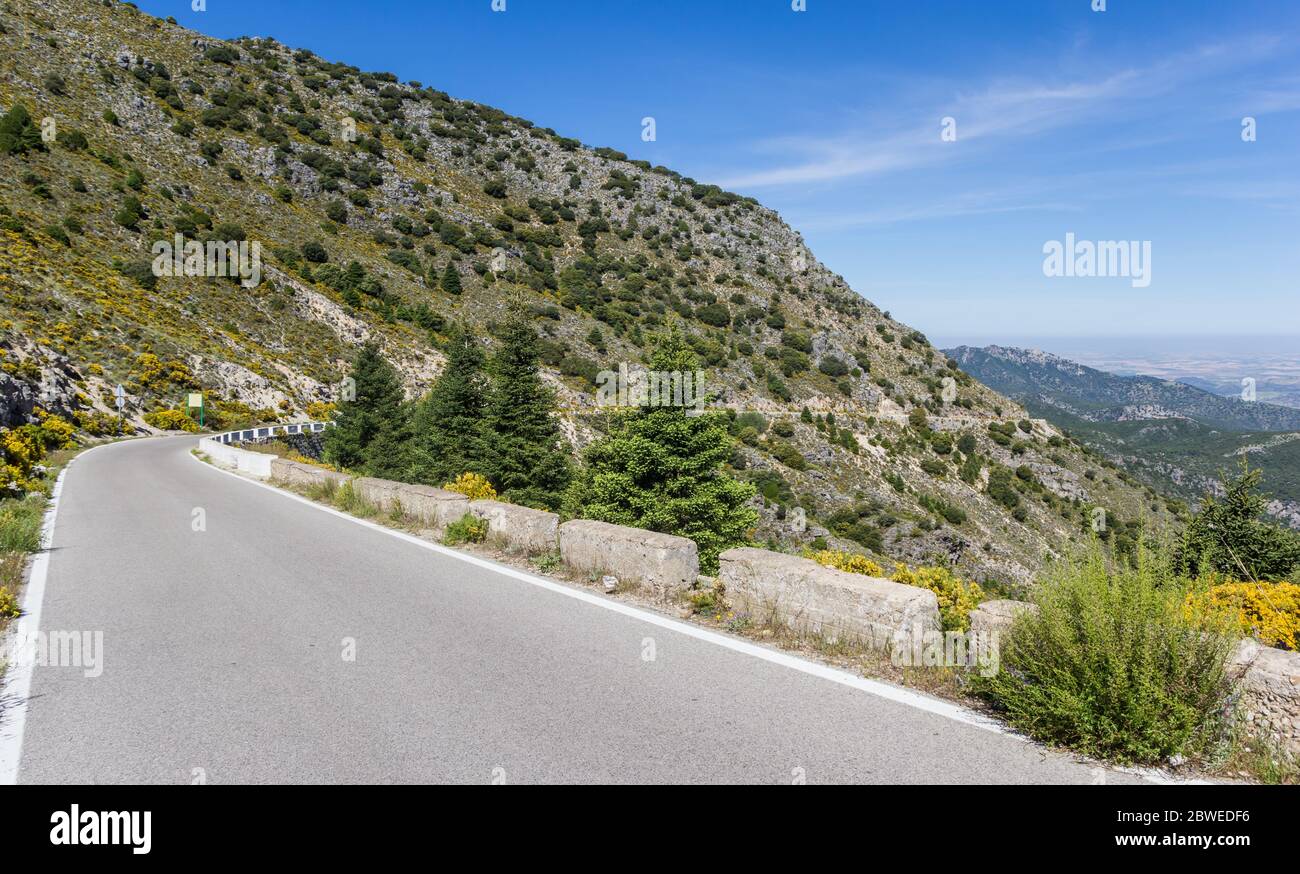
[188,445,1198,784]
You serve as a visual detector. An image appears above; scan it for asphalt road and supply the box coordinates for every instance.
[8,436,1142,784]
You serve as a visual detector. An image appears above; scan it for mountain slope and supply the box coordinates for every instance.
[948,345,1300,527]
[0,0,1181,586]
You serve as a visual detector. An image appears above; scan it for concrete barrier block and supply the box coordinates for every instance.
[468,500,558,555]
[353,477,403,511]
[392,482,469,532]
[719,547,940,648]
[558,519,699,599]
[270,458,348,489]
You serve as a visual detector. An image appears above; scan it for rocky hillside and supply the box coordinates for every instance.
[0,0,1182,588]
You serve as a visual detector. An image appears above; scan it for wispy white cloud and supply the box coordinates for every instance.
[794,189,1080,232]
[717,36,1289,190]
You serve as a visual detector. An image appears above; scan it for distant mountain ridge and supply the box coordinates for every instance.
[945,345,1300,528]
[945,345,1300,433]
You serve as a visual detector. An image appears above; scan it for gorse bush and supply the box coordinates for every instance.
[1185,579,1300,651]
[804,549,984,631]
[142,409,199,432]
[889,563,984,632]
[803,548,883,577]
[976,545,1236,764]
[443,472,497,501]
[0,582,18,620]
[1,410,76,492]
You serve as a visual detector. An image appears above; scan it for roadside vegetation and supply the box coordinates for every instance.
[322,312,756,572]
[976,465,1300,771]
[0,410,77,630]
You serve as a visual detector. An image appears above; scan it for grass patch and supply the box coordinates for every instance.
[333,480,377,517]
[1210,729,1300,785]
[975,544,1237,765]
[0,495,45,553]
[304,477,339,502]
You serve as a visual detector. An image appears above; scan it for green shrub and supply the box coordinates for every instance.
[0,103,45,155]
[444,512,488,545]
[976,546,1235,764]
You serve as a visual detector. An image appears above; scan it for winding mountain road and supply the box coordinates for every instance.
[2,436,1142,784]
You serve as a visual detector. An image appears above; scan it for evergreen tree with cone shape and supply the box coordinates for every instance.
[440,262,462,296]
[482,303,571,508]
[324,341,409,477]
[404,325,488,486]
[565,322,756,573]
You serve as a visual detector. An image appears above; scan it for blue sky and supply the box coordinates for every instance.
[139,0,1300,345]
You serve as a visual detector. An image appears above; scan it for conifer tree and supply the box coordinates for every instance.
[1176,462,1300,580]
[566,323,756,572]
[324,342,408,477]
[404,326,488,486]
[440,262,462,296]
[481,304,571,508]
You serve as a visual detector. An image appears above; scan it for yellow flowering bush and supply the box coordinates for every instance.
[890,563,986,632]
[804,548,884,577]
[0,410,76,492]
[130,353,195,391]
[34,408,75,448]
[305,400,337,421]
[143,409,200,432]
[0,586,18,618]
[1184,580,1300,651]
[443,472,498,501]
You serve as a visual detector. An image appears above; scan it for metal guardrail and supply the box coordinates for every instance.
[210,421,334,445]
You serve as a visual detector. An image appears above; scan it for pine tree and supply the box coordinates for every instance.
[565,323,757,572]
[439,262,462,295]
[405,326,488,486]
[324,342,409,476]
[482,304,571,508]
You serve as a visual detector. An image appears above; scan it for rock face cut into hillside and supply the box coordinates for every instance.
[0,0,1180,585]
